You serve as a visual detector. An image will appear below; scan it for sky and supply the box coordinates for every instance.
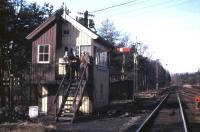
[26,0,200,74]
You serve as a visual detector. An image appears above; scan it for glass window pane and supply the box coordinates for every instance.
[44,45,49,53]
[44,54,49,61]
[39,46,44,53]
[94,47,107,66]
[39,54,43,61]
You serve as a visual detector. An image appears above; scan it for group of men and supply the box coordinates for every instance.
[63,47,90,81]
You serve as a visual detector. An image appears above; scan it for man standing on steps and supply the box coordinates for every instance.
[68,48,76,81]
[80,51,86,79]
[63,46,70,80]
[74,53,80,80]
[84,52,90,80]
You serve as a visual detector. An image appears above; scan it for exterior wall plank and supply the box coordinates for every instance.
[59,22,93,58]
[93,65,109,108]
[32,24,57,83]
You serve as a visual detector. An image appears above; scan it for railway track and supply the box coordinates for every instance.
[136,90,188,132]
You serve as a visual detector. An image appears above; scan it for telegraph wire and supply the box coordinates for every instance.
[89,0,139,13]
[130,0,189,13]
[92,0,148,15]
[118,0,189,17]
[92,0,189,18]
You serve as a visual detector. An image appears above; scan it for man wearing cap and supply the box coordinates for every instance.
[80,51,86,79]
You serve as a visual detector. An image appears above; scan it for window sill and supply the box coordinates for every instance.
[37,62,50,64]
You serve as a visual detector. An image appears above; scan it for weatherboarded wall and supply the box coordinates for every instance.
[31,24,57,83]
[93,65,109,108]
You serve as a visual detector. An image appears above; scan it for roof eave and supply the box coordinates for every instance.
[26,15,57,40]
[95,37,114,49]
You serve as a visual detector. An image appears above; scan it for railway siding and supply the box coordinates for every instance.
[125,86,191,132]
[181,85,200,132]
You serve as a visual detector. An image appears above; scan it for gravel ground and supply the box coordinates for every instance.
[0,89,165,132]
[4,87,199,132]
[0,122,48,132]
[55,116,140,132]
[50,91,162,132]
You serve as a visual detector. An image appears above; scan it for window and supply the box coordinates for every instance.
[80,45,91,55]
[38,44,50,63]
[63,30,69,35]
[94,47,107,66]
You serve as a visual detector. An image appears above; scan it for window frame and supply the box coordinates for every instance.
[80,45,91,56]
[37,44,50,64]
[94,46,107,67]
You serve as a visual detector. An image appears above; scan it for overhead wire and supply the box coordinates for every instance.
[92,0,149,15]
[91,0,191,39]
[111,0,187,17]
[91,0,190,18]
[89,0,140,13]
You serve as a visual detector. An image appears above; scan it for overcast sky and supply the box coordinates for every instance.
[27,0,200,74]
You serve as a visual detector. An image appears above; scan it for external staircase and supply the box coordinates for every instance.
[53,63,88,123]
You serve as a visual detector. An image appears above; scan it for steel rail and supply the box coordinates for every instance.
[136,93,170,132]
[177,93,189,132]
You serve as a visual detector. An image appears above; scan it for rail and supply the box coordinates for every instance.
[136,93,169,132]
[177,93,189,132]
[136,92,189,132]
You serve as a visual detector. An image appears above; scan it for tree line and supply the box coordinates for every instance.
[171,70,200,86]
[0,0,54,107]
[97,19,171,91]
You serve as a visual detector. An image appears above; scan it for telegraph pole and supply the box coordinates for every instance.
[134,49,138,94]
[156,59,159,90]
[133,51,136,101]
[198,68,200,86]
[77,11,94,28]
[84,11,88,27]
[132,43,138,101]
[121,53,125,80]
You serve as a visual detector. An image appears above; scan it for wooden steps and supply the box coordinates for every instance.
[54,63,88,123]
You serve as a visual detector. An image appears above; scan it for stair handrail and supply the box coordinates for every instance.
[53,61,71,104]
[72,63,88,113]
[56,80,72,117]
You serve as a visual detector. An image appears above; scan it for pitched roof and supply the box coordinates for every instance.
[26,10,63,40]
[26,11,114,49]
[26,15,55,40]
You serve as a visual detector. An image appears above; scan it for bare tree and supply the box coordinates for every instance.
[98,18,120,46]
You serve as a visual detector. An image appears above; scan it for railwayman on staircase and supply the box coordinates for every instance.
[63,46,70,80]
[74,53,80,80]
[68,48,76,81]
[80,51,86,79]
